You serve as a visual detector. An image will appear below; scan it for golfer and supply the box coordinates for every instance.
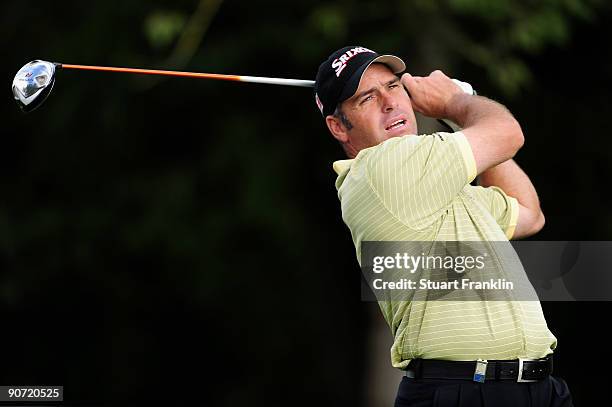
[315,46,573,406]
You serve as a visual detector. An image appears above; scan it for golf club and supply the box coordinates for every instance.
[11,59,475,129]
[12,59,315,113]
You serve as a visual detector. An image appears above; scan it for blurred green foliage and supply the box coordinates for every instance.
[144,11,187,49]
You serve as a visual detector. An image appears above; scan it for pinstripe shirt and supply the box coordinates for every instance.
[333,132,557,369]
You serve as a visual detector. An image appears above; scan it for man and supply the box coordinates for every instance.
[314,46,573,406]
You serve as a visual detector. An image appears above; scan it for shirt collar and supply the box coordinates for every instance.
[332,159,353,175]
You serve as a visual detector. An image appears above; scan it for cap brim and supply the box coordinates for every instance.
[371,55,406,74]
[338,54,406,104]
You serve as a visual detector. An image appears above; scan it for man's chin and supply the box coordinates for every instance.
[385,126,417,139]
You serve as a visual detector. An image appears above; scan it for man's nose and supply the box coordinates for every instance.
[381,92,397,112]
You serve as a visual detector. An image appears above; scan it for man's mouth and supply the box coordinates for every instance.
[385,119,407,131]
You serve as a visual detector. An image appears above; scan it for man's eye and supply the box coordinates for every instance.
[389,83,399,89]
[360,95,373,104]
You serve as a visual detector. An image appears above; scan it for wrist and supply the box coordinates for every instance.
[443,92,473,125]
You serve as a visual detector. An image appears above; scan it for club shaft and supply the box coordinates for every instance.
[58,64,315,88]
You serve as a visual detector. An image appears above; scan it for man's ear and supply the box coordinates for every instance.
[326,115,350,143]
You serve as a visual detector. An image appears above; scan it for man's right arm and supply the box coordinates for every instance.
[402,71,524,175]
[402,70,544,237]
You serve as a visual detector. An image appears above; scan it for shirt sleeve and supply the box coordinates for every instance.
[363,131,477,229]
[468,185,520,239]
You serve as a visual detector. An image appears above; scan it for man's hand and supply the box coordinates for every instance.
[401,70,465,119]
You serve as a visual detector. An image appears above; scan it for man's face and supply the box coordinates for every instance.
[328,63,417,156]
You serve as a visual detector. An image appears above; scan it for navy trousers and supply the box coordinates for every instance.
[394,375,573,407]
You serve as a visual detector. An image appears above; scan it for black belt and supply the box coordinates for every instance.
[404,356,553,382]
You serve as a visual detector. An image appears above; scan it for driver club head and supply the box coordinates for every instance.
[12,60,58,113]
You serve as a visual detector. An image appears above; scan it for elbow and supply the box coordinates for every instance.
[524,210,545,237]
[513,209,545,240]
[506,118,525,156]
[531,210,545,234]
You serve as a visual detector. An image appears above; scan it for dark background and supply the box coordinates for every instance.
[1,0,610,405]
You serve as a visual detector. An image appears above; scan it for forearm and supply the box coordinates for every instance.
[478,159,541,211]
[445,94,517,131]
[445,94,525,174]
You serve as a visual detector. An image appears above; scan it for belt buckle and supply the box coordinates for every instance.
[517,358,539,383]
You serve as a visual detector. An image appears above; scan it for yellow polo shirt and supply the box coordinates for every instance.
[333,132,557,369]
